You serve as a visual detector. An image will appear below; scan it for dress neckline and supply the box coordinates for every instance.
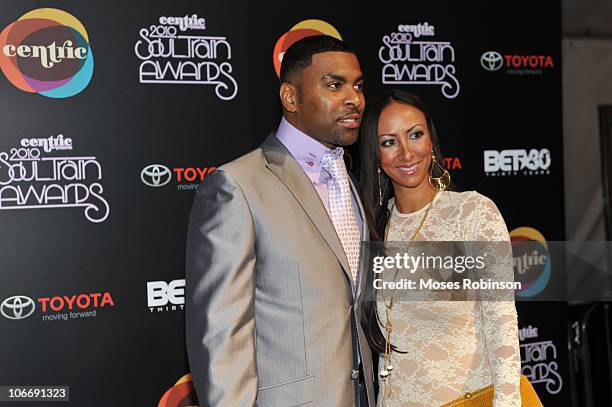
[389,191,444,218]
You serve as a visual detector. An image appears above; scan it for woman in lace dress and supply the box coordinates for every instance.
[359,89,521,406]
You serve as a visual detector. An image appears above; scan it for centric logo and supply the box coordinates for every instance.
[1,295,36,320]
[480,51,503,71]
[141,164,172,187]
[510,227,550,298]
[0,8,94,98]
[273,20,341,77]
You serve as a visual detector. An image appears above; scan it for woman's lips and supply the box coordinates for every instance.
[396,162,419,175]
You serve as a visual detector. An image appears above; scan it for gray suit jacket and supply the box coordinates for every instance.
[186,134,375,406]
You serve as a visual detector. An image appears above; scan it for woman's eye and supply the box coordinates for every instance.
[381,139,395,147]
[409,131,424,139]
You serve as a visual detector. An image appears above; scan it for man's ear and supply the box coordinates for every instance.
[280,82,298,113]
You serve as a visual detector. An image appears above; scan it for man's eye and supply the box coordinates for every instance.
[328,82,340,89]
[355,83,364,91]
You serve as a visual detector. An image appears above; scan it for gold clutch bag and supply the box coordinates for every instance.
[440,375,543,407]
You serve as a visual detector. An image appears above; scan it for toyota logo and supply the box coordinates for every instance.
[141,164,172,187]
[480,51,504,71]
[1,295,35,320]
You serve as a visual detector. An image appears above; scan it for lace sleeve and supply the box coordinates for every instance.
[467,194,521,407]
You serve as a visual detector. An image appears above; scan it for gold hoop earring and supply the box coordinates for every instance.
[428,154,451,191]
[377,164,383,206]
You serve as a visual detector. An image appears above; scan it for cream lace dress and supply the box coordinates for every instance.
[377,190,521,406]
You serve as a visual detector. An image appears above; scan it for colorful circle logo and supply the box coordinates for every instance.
[273,19,342,77]
[510,226,551,298]
[0,8,93,98]
[158,373,198,407]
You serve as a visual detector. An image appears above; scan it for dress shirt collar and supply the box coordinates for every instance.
[275,117,344,180]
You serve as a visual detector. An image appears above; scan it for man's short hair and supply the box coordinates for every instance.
[279,35,354,83]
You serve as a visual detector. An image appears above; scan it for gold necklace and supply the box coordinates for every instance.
[380,191,438,406]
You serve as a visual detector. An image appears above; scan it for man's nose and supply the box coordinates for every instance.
[343,86,363,109]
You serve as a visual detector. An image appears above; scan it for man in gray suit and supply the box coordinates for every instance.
[186,35,374,406]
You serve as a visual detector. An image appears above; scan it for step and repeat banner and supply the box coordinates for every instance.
[0,1,564,406]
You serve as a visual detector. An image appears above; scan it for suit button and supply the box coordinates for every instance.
[351,369,359,379]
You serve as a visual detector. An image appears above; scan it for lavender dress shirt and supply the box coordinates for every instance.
[275,117,364,237]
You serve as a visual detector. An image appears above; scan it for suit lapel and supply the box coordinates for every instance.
[347,176,368,242]
[347,176,369,301]
[261,134,351,277]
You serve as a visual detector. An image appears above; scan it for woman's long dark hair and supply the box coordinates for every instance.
[358,89,446,354]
